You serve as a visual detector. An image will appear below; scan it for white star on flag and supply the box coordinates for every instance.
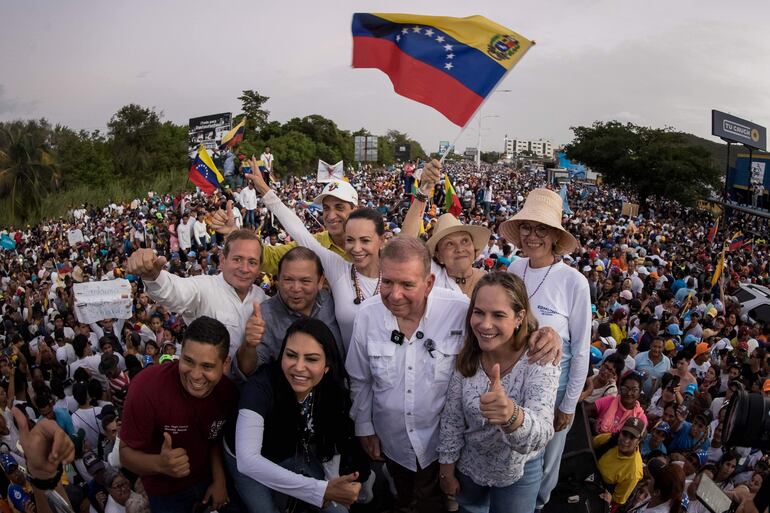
[424,29,434,36]
[412,26,421,33]
[396,35,401,42]
[447,53,454,59]
[436,35,445,43]
[443,44,453,51]
[444,62,453,70]
[401,27,409,34]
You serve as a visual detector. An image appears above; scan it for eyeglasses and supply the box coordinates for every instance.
[620,386,640,394]
[518,223,551,238]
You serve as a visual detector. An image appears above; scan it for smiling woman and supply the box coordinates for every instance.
[226,318,370,513]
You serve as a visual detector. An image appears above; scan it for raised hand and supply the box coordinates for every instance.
[126,248,167,281]
[245,156,271,195]
[479,363,514,425]
[324,472,362,507]
[159,432,190,478]
[12,406,75,481]
[244,301,265,349]
[419,159,441,194]
[209,200,236,236]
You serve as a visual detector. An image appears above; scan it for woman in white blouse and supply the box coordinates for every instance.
[438,272,560,513]
[245,165,385,350]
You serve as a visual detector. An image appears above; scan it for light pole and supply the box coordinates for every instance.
[474,89,511,171]
[477,114,499,171]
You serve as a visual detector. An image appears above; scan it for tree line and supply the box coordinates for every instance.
[0,90,427,225]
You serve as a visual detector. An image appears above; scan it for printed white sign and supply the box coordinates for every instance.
[73,279,132,324]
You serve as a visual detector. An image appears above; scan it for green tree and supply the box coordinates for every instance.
[383,130,427,162]
[283,115,353,165]
[53,127,114,188]
[480,151,501,164]
[0,119,60,222]
[565,121,720,206]
[266,131,316,176]
[107,104,163,179]
[237,90,270,132]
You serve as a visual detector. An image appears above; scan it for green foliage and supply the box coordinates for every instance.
[266,131,316,176]
[0,119,61,223]
[480,151,501,164]
[236,90,270,132]
[54,127,114,188]
[565,121,720,206]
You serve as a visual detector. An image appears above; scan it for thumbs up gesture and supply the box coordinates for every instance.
[209,200,236,236]
[244,301,265,349]
[126,248,167,281]
[159,432,190,478]
[479,363,515,425]
[323,472,362,507]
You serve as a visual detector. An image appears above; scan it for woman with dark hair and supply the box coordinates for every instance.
[587,372,648,435]
[713,450,740,490]
[226,318,369,513]
[245,168,385,349]
[639,463,686,513]
[438,273,560,512]
[71,379,103,450]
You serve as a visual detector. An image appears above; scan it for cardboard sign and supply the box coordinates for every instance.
[621,202,639,217]
[73,279,132,324]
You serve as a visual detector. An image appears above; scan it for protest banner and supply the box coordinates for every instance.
[621,202,639,217]
[67,228,85,246]
[73,279,133,324]
[317,160,344,183]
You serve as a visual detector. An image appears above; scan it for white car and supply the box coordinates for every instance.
[734,283,770,325]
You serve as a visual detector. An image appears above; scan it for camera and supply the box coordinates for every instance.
[722,391,770,449]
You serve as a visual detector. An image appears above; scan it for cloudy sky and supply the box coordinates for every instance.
[2,0,769,155]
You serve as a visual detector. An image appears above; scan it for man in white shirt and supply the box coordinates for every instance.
[126,229,266,377]
[239,182,259,228]
[260,146,274,181]
[177,212,194,254]
[347,237,468,513]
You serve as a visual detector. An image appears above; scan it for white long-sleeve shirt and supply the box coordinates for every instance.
[193,220,210,246]
[235,410,328,507]
[262,191,376,349]
[143,272,265,367]
[177,220,193,250]
[240,187,258,210]
[346,287,469,471]
[508,259,591,415]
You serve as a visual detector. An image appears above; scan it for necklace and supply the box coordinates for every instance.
[522,257,557,300]
[449,268,473,285]
[351,265,381,305]
[481,352,523,379]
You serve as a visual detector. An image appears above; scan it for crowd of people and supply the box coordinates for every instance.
[0,148,768,513]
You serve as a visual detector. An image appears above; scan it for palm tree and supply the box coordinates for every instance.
[0,120,61,223]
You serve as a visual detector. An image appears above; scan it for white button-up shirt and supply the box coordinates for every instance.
[346,287,469,471]
[144,271,266,370]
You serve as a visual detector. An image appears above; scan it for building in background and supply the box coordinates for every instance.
[503,136,554,159]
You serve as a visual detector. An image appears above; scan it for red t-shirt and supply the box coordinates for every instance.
[120,361,237,496]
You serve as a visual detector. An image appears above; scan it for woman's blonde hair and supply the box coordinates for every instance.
[456,272,538,377]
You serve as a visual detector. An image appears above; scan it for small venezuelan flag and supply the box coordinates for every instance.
[352,13,534,126]
[189,145,224,195]
[219,119,246,150]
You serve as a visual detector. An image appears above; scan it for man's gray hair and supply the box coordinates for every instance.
[381,237,431,277]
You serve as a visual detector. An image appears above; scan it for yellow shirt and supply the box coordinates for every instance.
[261,231,348,276]
[593,433,643,505]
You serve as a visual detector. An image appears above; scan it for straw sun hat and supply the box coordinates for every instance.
[498,188,579,256]
[426,213,491,257]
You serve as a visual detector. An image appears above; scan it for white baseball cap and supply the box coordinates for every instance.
[314,180,358,206]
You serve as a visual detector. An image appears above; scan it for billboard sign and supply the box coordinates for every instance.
[438,140,450,154]
[354,136,379,162]
[189,112,232,155]
[395,143,411,162]
[712,110,766,151]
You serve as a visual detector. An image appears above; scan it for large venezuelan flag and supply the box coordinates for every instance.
[219,118,246,150]
[189,145,224,195]
[352,13,534,126]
